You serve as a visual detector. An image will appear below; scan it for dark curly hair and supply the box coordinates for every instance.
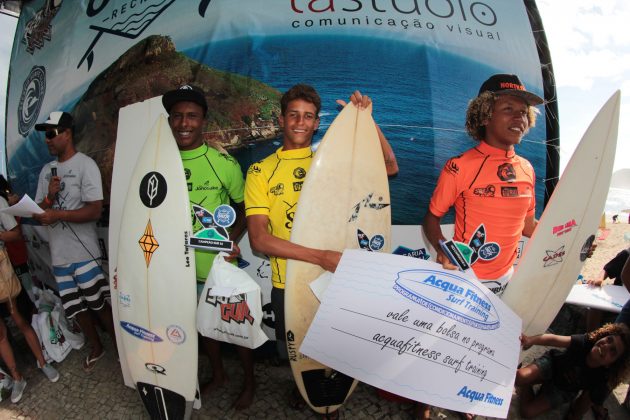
[587,323,630,388]
[280,84,321,116]
[465,92,538,141]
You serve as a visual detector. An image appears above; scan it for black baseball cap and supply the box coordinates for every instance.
[478,74,544,106]
[34,111,74,131]
[162,84,208,115]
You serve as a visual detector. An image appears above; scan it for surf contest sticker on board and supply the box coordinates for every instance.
[350,192,391,252]
[189,204,236,252]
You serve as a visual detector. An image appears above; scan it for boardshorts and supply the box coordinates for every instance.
[532,350,577,408]
[53,259,110,319]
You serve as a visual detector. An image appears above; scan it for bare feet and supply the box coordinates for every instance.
[200,374,228,396]
[415,402,431,419]
[233,380,255,410]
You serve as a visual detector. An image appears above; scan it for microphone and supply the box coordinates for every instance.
[48,161,59,206]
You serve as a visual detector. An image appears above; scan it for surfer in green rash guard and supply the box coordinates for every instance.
[244,84,398,412]
[162,85,253,409]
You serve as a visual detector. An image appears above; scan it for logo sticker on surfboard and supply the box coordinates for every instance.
[543,246,566,267]
[357,229,386,252]
[119,292,132,308]
[121,321,163,342]
[139,171,167,208]
[145,363,166,375]
[138,220,159,267]
[348,193,390,222]
[166,325,186,345]
[552,219,578,236]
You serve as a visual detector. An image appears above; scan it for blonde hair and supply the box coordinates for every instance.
[465,92,538,141]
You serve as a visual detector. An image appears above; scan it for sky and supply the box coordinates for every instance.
[536,0,629,175]
[1,1,628,176]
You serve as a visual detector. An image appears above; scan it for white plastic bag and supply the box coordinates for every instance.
[30,312,52,364]
[37,305,72,363]
[31,287,85,363]
[197,253,268,349]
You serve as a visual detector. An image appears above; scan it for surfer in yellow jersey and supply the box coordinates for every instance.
[245,84,398,412]
[421,74,544,419]
[162,85,253,409]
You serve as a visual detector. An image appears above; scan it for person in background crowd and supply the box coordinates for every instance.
[0,176,36,321]
[584,247,630,331]
[33,111,116,373]
[516,323,630,419]
[0,181,59,403]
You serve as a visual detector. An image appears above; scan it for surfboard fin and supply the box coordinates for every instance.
[301,369,354,407]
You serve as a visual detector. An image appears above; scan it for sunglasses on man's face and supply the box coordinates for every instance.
[44,128,65,139]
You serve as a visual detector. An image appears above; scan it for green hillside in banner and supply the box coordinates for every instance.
[71,35,281,199]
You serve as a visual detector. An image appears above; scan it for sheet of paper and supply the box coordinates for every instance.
[309,271,333,302]
[566,284,628,313]
[0,194,44,217]
[301,249,521,418]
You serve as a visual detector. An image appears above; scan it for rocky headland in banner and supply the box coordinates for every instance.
[71,35,281,201]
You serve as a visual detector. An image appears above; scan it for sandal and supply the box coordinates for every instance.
[83,350,105,372]
[288,387,307,410]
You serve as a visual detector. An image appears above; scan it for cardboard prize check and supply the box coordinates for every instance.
[301,249,522,418]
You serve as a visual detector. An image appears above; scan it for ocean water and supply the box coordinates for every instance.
[184,35,547,225]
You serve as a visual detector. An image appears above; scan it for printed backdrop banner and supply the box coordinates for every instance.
[6,0,556,226]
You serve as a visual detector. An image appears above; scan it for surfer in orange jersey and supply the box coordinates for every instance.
[421,74,544,419]
[162,85,253,409]
[245,84,398,413]
[516,323,630,419]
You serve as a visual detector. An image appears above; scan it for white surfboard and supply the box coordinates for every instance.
[116,114,197,419]
[501,91,621,336]
[284,102,392,414]
[111,97,168,389]
[566,283,628,313]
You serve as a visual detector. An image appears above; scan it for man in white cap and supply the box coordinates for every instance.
[33,111,116,373]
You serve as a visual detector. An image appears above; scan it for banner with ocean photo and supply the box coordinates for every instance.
[5,1,557,317]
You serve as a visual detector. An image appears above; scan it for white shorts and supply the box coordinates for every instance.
[479,266,514,296]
